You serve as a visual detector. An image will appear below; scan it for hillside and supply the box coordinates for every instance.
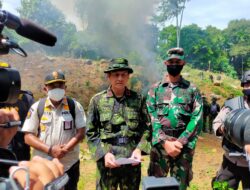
[1,54,244,189]
[1,53,242,108]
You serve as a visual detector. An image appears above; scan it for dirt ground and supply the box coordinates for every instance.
[79,133,224,190]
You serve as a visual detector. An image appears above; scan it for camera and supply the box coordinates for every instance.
[0,9,61,190]
[0,9,57,104]
[0,63,21,104]
[142,176,180,190]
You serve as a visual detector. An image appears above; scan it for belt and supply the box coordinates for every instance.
[102,136,131,146]
[163,127,185,138]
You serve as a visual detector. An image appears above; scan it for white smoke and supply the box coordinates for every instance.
[52,0,159,82]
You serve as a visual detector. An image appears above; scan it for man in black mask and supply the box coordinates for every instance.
[164,47,185,76]
[146,47,203,190]
[212,70,250,189]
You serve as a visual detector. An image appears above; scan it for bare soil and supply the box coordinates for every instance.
[1,54,228,190]
[80,133,224,190]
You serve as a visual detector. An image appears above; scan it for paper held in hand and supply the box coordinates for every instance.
[115,158,141,165]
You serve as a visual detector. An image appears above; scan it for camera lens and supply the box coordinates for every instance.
[0,68,21,104]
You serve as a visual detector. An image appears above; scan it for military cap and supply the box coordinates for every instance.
[166,47,185,61]
[104,58,133,73]
[44,71,66,85]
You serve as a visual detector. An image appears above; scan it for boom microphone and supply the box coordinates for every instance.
[0,10,57,46]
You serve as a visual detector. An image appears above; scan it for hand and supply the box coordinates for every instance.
[130,148,142,166]
[0,108,19,148]
[9,156,64,190]
[244,144,250,155]
[162,140,183,158]
[50,144,66,159]
[104,152,120,168]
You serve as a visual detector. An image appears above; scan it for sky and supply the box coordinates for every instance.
[2,0,250,29]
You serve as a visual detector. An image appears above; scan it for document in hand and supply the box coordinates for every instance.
[115,158,141,165]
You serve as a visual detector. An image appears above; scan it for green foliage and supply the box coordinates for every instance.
[212,181,234,190]
[154,0,191,47]
[154,0,191,25]
[18,0,78,56]
[223,19,250,77]
[85,80,90,87]
[157,21,250,77]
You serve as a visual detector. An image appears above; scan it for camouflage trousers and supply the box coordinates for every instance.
[148,144,195,190]
[96,158,141,190]
[96,143,141,190]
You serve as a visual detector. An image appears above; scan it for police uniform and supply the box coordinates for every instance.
[212,97,250,189]
[87,58,150,190]
[22,97,86,170]
[22,71,86,190]
[146,49,203,190]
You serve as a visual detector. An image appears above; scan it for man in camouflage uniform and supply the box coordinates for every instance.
[87,58,150,190]
[146,48,203,190]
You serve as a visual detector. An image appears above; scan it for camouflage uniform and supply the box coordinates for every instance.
[87,87,150,190]
[146,74,203,190]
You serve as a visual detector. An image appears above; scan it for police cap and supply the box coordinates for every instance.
[44,71,66,85]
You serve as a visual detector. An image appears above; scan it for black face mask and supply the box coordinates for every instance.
[167,65,183,77]
[243,89,250,100]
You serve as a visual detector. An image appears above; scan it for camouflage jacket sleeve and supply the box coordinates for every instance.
[146,84,172,146]
[136,95,152,155]
[178,87,203,149]
[86,96,112,161]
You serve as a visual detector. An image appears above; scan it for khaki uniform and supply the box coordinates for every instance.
[22,97,86,171]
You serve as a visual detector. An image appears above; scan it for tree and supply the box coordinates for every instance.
[158,24,237,77]
[223,19,250,77]
[155,0,190,47]
[18,0,77,56]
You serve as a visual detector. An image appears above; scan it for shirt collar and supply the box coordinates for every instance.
[106,86,131,98]
[160,73,189,88]
[45,96,67,108]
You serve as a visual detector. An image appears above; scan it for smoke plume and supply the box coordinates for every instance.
[51,0,159,82]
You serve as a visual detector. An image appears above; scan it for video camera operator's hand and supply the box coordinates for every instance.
[0,108,19,148]
[9,156,64,190]
[245,144,250,155]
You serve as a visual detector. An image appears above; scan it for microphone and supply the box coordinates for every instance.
[0,10,57,46]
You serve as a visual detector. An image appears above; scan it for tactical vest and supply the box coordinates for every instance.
[98,91,141,140]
